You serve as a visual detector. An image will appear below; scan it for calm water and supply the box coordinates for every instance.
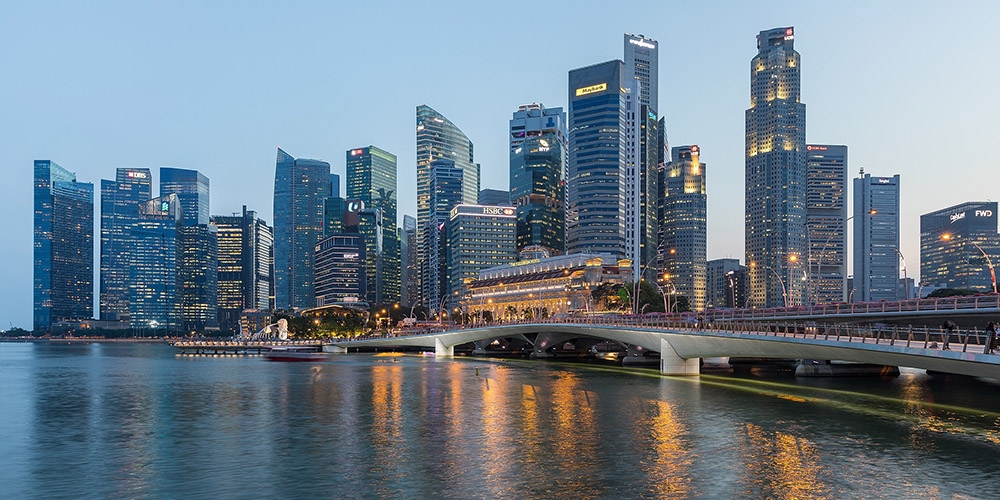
[2,342,999,499]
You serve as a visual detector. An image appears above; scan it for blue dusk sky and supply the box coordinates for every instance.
[2,1,998,329]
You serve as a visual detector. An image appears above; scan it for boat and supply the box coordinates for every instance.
[264,347,329,362]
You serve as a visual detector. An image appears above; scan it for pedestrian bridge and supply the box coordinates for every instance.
[323,317,1000,379]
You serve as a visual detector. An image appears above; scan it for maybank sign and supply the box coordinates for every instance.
[575,83,607,97]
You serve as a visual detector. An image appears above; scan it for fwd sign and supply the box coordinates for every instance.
[975,210,994,217]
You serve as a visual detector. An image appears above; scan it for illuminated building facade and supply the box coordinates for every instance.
[212,206,273,334]
[624,33,660,283]
[33,160,94,331]
[129,195,182,330]
[706,259,747,309]
[422,160,464,312]
[746,27,807,308]
[447,204,517,311]
[160,167,209,226]
[509,103,565,256]
[402,215,418,306]
[100,167,151,322]
[567,60,627,258]
[805,145,848,304]
[347,146,399,304]
[853,173,900,301]
[416,105,480,304]
[662,146,707,311]
[273,148,332,310]
[920,201,998,292]
[315,234,367,306]
[462,253,630,322]
[478,189,511,206]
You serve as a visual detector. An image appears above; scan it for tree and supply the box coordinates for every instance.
[927,288,980,298]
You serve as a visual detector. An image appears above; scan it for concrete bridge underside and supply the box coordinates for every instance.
[324,324,1000,379]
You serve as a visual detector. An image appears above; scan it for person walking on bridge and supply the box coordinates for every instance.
[986,321,998,355]
[941,321,957,351]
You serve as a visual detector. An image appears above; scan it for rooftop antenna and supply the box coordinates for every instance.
[858,166,865,177]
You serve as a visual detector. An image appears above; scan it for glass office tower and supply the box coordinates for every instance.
[853,173,901,301]
[160,167,216,330]
[347,146,399,304]
[624,33,660,282]
[662,146,707,311]
[805,145,848,304]
[160,167,209,226]
[422,160,464,310]
[567,60,627,259]
[34,160,94,331]
[130,195,182,331]
[403,215,418,307]
[746,27,807,308]
[920,201,998,293]
[212,206,273,334]
[447,205,517,311]
[273,147,332,310]
[416,105,479,304]
[100,167,152,321]
[509,103,566,256]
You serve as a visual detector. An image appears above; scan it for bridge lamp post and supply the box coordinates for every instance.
[633,245,665,314]
[941,233,997,293]
[896,249,910,299]
[815,210,875,305]
[751,262,788,307]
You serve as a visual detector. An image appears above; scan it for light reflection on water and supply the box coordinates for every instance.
[1,342,999,499]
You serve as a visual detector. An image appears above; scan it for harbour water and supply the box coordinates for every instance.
[2,341,999,499]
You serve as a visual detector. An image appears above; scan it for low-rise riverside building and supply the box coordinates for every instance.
[461,253,632,322]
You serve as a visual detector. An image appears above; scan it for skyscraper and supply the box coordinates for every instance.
[416,105,479,304]
[746,27,807,308]
[130,195,182,330]
[624,33,660,282]
[160,167,217,330]
[567,60,627,259]
[33,160,94,331]
[447,204,517,311]
[509,103,566,256]
[422,159,464,310]
[273,148,332,310]
[212,206,273,334]
[347,146,399,304]
[920,202,998,293]
[706,259,747,309]
[402,215,418,307]
[160,167,209,226]
[853,173,900,301]
[315,234,366,306]
[100,168,152,321]
[478,189,511,207]
[662,146,707,311]
[805,145,848,304]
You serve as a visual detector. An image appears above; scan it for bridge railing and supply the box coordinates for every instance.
[706,294,1000,320]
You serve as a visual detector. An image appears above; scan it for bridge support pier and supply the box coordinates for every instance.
[435,338,454,357]
[660,338,699,376]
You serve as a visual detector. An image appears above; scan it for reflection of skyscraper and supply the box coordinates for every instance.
[212,206,273,334]
[662,146,707,311]
[273,148,331,310]
[509,103,565,255]
[347,146,399,304]
[853,173,900,301]
[567,60,627,258]
[746,27,807,308]
[100,168,152,321]
[416,105,479,303]
[805,145,848,304]
[33,160,94,331]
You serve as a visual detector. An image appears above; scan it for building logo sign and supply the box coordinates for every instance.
[347,200,364,213]
[575,83,607,97]
[126,171,148,179]
[785,27,794,40]
[878,178,892,184]
[806,145,827,151]
[628,38,656,50]
[976,210,994,217]
[482,207,515,216]
[160,201,170,212]
[350,149,364,156]
[950,211,966,223]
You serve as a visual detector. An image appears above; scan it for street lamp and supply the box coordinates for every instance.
[896,249,909,299]
[751,262,788,307]
[813,209,876,305]
[942,233,997,293]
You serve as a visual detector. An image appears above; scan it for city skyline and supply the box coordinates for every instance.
[5,2,1000,327]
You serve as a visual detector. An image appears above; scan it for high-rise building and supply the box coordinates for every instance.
[478,189,511,207]
[130,195,182,330]
[509,103,566,256]
[402,215,418,307]
[100,168,152,322]
[160,167,217,330]
[315,234,367,306]
[447,204,517,311]
[416,105,479,304]
[567,60,627,258]
[33,160,94,331]
[805,145,848,304]
[273,148,332,310]
[212,206,273,334]
[347,146,399,305]
[853,173,901,301]
[746,27,807,308]
[623,34,660,282]
[160,167,209,226]
[706,259,747,309]
[920,201,998,293]
[662,146,707,311]
[330,173,341,198]
[422,160,464,311]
